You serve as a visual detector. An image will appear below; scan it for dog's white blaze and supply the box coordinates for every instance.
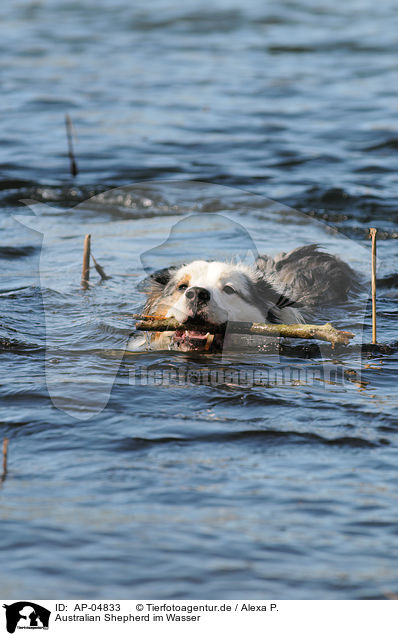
[165,261,264,323]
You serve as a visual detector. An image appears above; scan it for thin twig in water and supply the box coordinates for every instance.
[91,252,110,280]
[81,234,91,289]
[1,438,8,483]
[65,113,78,177]
[370,228,377,344]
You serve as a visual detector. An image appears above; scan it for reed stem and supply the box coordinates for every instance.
[369,228,377,344]
[65,113,78,177]
[81,234,91,289]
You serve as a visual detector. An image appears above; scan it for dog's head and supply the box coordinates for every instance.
[141,260,300,351]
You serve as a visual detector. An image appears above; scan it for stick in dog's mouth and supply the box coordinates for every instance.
[134,315,355,348]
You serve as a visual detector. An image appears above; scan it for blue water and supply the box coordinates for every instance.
[1,0,398,600]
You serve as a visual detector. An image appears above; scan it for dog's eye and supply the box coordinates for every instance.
[223,285,236,295]
[178,283,188,292]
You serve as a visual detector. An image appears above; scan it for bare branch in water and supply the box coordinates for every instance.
[369,227,377,344]
[81,234,91,289]
[91,252,110,280]
[1,438,8,483]
[65,113,78,177]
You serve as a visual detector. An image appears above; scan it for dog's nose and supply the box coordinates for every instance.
[185,286,211,304]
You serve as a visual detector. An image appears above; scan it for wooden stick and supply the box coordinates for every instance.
[65,113,78,177]
[91,252,110,280]
[134,316,355,346]
[81,234,91,289]
[130,313,170,321]
[369,228,377,344]
[1,438,8,483]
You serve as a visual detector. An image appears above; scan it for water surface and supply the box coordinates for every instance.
[1,0,398,600]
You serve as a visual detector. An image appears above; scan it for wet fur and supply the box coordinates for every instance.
[133,245,357,350]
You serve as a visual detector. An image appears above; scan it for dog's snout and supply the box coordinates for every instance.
[185,286,211,304]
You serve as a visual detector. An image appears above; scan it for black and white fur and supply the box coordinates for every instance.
[130,245,357,351]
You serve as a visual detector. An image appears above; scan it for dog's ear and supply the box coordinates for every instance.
[138,266,179,292]
[150,266,179,287]
[252,277,299,323]
[140,266,181,316]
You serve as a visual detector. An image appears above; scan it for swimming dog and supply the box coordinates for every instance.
[132,245,357,352]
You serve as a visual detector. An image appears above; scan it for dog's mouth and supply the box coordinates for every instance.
[171,325,224,352]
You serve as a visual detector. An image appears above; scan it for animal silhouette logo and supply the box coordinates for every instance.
[3,602,50,633]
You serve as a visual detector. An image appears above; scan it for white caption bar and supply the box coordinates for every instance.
[1,600,396,635]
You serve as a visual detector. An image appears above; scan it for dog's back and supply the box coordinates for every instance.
[256,244,358,308]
